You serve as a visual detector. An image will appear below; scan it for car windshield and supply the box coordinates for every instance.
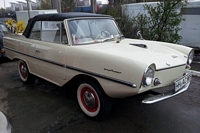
[68,18,123,45]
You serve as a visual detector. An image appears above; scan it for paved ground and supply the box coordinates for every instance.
[191,61,200,71]
[0,58,200,133]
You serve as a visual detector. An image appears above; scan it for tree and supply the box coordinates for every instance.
[108,0,158,5]
[109,0,138,5]
[99,0,187,43]
[39,0,51,10]
[62,0,78,12]
[0,8,5,14]
[136,0,188,43]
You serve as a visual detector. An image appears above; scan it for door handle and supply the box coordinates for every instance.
[35,50,40,53]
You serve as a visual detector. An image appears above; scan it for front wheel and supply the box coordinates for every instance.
[18,60,34,83]
[77,79,112,120]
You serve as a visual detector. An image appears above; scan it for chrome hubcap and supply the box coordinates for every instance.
[21,65,27,76]
[83,90,95,108]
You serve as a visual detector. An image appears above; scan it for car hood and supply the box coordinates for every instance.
[83,38,187,70]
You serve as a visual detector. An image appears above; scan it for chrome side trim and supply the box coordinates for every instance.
[65,65,137,88]
[4,46,65,67]
[156,64,186,71]
[4,46,137,88]
[142,82,190,104]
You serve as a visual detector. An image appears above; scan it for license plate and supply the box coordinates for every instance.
[174,72,192,92]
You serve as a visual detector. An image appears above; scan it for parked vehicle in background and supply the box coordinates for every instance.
[3,12,194,120]
[0,21,9,58]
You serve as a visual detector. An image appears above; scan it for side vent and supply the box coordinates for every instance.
[129,43,148,49]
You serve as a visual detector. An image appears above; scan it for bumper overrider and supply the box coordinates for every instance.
[142,72,192,104]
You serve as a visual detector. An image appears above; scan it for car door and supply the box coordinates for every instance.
[29,21,68,80]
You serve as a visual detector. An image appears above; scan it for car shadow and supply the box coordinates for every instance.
[0,57,11,64]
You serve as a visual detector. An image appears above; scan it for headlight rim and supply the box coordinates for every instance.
[142,66,155,87]
[187,50,194,65]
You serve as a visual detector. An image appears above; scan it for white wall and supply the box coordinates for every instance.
[179,15,200,48]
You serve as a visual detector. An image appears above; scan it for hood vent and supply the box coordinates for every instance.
[129,43,148,49]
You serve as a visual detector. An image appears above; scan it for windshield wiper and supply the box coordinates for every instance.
[97,35,124,43]
[101,38,115,43]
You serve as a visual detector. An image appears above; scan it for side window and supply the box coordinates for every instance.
[29,21,68,44]
[41,21,60,43]
[41,21,68,44]
[29,21,41,40]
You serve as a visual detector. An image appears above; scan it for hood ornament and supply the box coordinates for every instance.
[166,62,171,66]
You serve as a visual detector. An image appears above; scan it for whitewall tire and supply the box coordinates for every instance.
[77,79,112,120]
[18,60,34,83]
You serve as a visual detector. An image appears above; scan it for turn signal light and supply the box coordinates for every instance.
[186,65,191,69]
[154,78,162,86]
[1,49,5,53]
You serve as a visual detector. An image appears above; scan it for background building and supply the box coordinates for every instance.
[5,0,40,12]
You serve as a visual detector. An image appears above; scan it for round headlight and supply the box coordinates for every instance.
[143,67,154,86]
[187,50,194,65]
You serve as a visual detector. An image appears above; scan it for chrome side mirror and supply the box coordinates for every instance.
[137,31,144,40]
[114,35,121,43]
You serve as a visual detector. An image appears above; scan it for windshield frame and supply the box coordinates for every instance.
[66,17,124,46]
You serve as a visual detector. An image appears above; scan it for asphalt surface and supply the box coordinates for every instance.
[0,58,200,133]
[191,61,200,72]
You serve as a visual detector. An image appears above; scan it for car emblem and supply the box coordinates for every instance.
[172,55,178,59]
[166,62,171,66]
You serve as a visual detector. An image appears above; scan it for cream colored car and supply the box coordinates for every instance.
[3,12,193,120]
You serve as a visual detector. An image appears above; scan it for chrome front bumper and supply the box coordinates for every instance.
[142,72,192,104]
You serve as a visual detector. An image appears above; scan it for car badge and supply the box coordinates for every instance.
[166,62,171,66]
[172,55,178,59]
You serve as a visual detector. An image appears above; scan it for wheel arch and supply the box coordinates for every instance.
[64,74,108,96]
[74,74,112,120]
[14,57,33,75]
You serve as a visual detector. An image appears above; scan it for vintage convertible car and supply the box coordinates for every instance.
[3,12,193,120]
